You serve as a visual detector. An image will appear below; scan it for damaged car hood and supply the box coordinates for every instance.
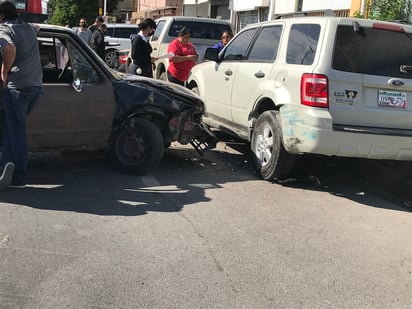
[112,73,204,121]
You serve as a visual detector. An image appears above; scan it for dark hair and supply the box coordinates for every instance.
[95,16,104,23]
[179,26,192,37]
[0,1,18,20]
[222,30,233,38]
[138,18,156,31]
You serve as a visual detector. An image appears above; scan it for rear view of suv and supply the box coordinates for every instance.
[187,17,412,181]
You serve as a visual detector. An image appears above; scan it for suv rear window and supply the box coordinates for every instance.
[333,25,412,78]
[168,21,231,40]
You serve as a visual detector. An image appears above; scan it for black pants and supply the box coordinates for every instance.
[167,71,185,86]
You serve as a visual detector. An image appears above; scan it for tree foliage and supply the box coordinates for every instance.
[48,0,122,27]
[366,0,412,20]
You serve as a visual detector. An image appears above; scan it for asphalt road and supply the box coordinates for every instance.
[1,135,411,308]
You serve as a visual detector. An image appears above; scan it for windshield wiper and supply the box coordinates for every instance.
[400,64,412,73]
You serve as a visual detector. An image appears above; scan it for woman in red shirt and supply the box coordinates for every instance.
[167,27,198,86]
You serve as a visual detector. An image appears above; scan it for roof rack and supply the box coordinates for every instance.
[273,9,348,19]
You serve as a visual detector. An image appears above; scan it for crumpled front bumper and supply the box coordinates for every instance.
[169,114,217,155]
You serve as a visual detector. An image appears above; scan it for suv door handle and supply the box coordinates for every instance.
[225,70,233,76]
[255,71,265,78]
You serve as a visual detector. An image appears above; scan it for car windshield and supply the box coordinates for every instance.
[168,21,231,40]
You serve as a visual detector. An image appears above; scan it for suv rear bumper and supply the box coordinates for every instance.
[279,105,412,160]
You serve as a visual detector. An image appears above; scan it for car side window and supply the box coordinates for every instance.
[286,24,320,65]
[151,20,166,42]
[222,28,258,61]
[114,27,137,39]
[39,36,73,83]
[248,25,283,62]
[105,28,114,37]
[66,41,101,83]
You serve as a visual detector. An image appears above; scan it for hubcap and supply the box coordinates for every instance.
[255,125,274,167]
[105,51,115,68]
[122,132,145,162]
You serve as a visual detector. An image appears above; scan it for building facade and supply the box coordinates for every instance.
[121,0,363,30]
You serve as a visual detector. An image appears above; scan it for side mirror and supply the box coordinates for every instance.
[204,47,219,62]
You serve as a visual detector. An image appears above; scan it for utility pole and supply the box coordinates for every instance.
[104,0,107,16]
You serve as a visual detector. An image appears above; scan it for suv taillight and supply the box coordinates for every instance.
[118,54,128,65]
[300,73,329,108]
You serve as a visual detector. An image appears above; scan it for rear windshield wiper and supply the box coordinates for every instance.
[400,64,412,73]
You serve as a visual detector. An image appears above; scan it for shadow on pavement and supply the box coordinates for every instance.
[0,147,254,216]
[1,133,411,214]
[213,131,412,213]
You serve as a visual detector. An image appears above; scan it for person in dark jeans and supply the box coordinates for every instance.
[128,18,157,78]
[0,0,43,190]
[91,23,107,59]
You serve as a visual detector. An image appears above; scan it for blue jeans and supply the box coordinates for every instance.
[1,86,42,185]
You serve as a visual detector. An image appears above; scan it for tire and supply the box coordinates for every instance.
[159,71,168,81]
[104,49,117,69]
[109,118,164,175]
[251,110,295,181]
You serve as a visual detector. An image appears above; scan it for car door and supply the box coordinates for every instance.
[204,27,258,122]
[150,19,167,59]
[231,25,283,128]
[27,34,115,150]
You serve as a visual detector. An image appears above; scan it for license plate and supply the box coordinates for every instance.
[378,90,407,109]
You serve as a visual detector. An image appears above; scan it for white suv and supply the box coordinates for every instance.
[104,23,139,68]
[187,17,412,181]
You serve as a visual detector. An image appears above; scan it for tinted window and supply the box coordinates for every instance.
[286,24,320,65]
[105,28,114,37]
[168,21,232,40]
[248,26,282,62]
[113,27,138,39]
[333,25,412,78]
[223,28,258,61]
[151,20,166,42]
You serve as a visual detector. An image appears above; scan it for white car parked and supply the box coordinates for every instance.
[188,16,412,181]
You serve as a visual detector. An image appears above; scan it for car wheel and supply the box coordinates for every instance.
[104,49,117,69]
[159,71,168,81]
[109,118,164,175]
[251,110,295,181]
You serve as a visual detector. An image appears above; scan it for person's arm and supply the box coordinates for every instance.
[1,43,16,88]
[168,41,197,63]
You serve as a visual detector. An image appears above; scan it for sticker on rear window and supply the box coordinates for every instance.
[378,90,406,109]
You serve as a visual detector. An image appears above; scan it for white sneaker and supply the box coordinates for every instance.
[0,162,15,191]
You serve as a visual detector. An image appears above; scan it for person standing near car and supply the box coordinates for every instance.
[73,18,92,46]
[213,30,233,53]
[0,0,43,190]
[91,23,107,59]
[167,27,198,86]
[128,18,158,78]
[88,16,104,33]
